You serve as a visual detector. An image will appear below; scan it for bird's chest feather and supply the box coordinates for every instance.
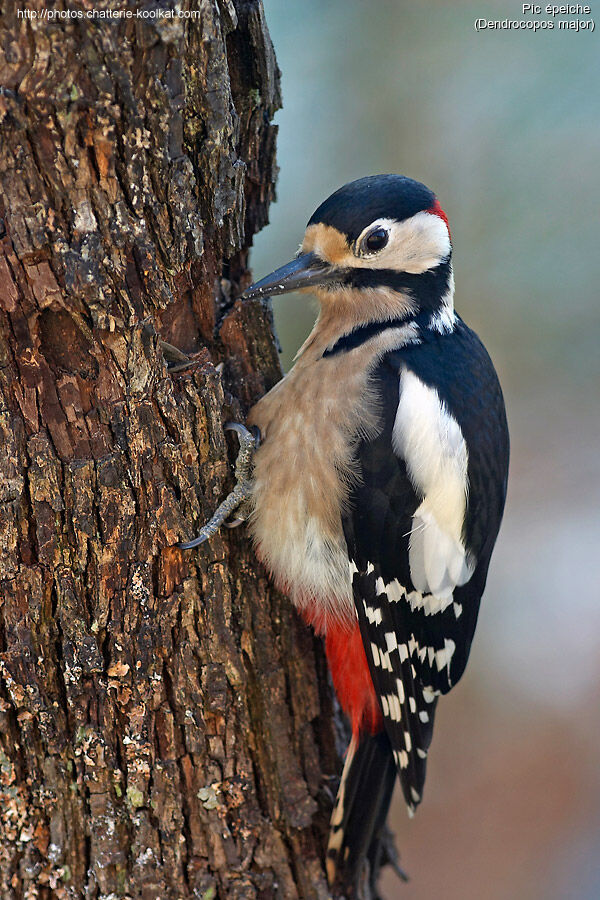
[247,347,381,630]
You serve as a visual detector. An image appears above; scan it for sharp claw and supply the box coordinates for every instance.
[224,422,261,448]
[224,421,245,434]
[224,517,245,529]
[178,533,210,550]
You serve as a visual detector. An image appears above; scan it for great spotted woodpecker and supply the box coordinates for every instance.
[180,175,509,893]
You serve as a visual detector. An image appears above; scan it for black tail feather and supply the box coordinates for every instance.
[327,731,406,897]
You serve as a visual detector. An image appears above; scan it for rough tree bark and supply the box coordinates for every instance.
[0,3,341,897]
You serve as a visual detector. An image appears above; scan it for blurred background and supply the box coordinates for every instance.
[254,2,600,897]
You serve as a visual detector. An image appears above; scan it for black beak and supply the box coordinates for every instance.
[241,252,341,301]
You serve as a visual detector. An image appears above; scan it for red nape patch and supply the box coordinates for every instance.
[427,199,451,240]
[326,623,382,736]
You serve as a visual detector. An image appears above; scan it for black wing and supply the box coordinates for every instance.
[342,319,509,812]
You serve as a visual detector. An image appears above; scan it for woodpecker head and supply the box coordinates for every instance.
[243,175,453,327]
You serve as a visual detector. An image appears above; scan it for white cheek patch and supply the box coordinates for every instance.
[393,370,475,597]
[429,270,456,332]
[355,212,451,274]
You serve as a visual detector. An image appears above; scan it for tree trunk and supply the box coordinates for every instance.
[0,3,339,897]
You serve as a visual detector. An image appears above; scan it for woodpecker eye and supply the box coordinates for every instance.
[363,228,389,254]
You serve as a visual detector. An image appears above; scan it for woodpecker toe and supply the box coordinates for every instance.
[178,422,258,550]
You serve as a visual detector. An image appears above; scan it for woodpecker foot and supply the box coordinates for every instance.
[178,423,260,549]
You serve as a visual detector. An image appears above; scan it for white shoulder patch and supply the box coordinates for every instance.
[392,370,475,598]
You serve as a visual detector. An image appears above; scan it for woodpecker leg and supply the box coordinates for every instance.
[178,423,260,549]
